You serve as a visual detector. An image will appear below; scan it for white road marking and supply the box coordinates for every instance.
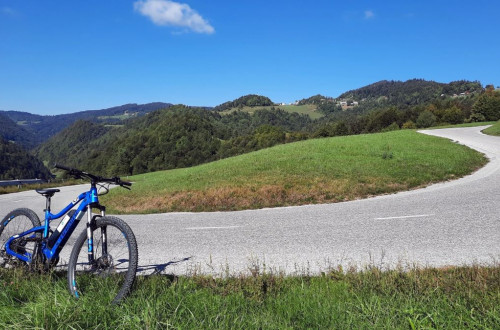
[375,214,434,220]
[12,200,25,203]
[185,226,241,230]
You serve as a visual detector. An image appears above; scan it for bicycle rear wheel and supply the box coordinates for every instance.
[0,208,41,268]
[67,216,138,304]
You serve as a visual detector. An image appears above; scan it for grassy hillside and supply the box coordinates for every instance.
[103,130,486,213]
[482,120,500,136]
[220,104,323,119]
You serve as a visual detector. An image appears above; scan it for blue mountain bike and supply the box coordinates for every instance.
[0,164,138,304]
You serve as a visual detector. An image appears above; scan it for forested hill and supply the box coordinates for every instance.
[1,102,173,146]
[0,113,36,149]
[35,120,111,170]
[213,94,273,111]
[337,79,482,106]
[36,105,313,176]
[0,137,52,180]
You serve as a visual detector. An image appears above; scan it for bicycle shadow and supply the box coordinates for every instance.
[136,256,192,275]
[55,256,192,275]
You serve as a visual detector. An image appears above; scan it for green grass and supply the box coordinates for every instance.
[482,120,500,136]
[219,104,324,119]
[102,130,487,213]
[426,121,496,129]
[2,265,500,328]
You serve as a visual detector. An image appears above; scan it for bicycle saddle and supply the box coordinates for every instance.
[36,188,61,197]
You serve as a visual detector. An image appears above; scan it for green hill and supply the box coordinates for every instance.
[35,120,112,168]
[36,106,315,176]
[0,137,52,180]
[338,79,482,106]
[213,94,273,112]
[36,107,223,176]
[102,129,486,213]
[0,113,36,149]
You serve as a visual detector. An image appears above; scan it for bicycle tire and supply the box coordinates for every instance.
[67,216,138,304]
[0,208,41,268]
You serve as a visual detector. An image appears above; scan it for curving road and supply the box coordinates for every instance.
[1,126,499,275]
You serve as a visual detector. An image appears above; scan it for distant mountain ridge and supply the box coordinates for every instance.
[1,102,173,146]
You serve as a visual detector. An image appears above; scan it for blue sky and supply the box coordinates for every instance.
[1,0,499,115]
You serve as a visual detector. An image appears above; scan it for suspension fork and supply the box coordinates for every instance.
[87,205,107,264]
[100,207,107,257]
[86,205,94,264]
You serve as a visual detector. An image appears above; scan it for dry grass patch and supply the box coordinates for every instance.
[112,179,412,213]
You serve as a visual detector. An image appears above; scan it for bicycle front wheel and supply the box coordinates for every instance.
[67,216,138,304]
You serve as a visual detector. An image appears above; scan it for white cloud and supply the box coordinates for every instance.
[364,10,375,19]
[134,0,214,34]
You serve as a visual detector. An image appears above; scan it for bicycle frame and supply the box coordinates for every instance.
[4,185,101,263]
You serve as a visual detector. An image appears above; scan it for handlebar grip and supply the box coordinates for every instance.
[121,180,132,187]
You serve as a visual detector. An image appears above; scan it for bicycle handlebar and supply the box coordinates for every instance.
[54,164,132,188]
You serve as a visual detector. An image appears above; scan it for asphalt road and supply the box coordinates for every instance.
[1,126,499,275]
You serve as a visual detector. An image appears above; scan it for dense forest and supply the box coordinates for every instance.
[0,137,52,180]
[0,113,37,149]
[1,79,499,179]
[338,79,483,106]
[213,95,273,112]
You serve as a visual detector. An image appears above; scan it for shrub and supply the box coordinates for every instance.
[416,110,437,128]
[471,91,500,121]
[381,122,400,132]
[402,120,417,129]
[442,106,465,124]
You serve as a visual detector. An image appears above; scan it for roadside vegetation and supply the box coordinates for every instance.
[482,120,500,136]
[0,180,80,195]
[102,130,487,213]
[1,264,500,328]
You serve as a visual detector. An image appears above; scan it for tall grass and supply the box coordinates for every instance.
[1,265,500,328]
[103,130,487,213]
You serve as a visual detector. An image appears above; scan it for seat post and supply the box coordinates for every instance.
[45,196,51,213]
[36,189,60,212]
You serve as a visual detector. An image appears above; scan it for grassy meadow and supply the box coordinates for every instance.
[1,265,500,328]
[103,130,487,214]
[482,120,500,136]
